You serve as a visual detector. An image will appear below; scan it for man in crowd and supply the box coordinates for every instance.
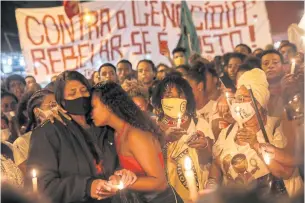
[117,59,133,84]
[172,47,187,67]
[279,42,297,64]
[99,63,118,83]
[5,74,26,100]
[136,59,156,94]
[261,50,287,117]
[156,63,170,81]
[234,43,252,55]
[24,76,36,87]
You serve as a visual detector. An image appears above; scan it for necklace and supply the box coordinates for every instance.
[161,115,189,127]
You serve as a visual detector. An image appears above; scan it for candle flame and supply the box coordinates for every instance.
[291,59,296,64]
[117,181,124,190]
[32,169,37,178]
[184,156,192,170]
[178,113,181,119]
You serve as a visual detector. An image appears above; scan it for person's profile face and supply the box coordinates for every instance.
[91,93,111,126]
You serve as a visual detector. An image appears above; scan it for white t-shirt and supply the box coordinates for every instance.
[196,100,217,141]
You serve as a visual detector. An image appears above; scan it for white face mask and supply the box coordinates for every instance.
[1,129,11,142]
[3,111,15,121]
[161,98,187,119]
[36,108,53,122]
[230,102,255,124]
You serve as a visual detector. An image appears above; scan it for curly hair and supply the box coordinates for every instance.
[151,73,196,120]
[92,82,163,142]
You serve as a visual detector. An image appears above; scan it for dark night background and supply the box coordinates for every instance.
[1,1,304,53]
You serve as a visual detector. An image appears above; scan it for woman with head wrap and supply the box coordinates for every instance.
[206,68,296,197]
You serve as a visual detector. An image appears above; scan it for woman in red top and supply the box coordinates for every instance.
[91,82,183,203]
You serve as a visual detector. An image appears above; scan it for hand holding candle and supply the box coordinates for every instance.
[184,156,197,201]
[32,169,38,192]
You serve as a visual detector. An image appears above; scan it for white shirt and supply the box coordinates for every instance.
[196,100,217,141]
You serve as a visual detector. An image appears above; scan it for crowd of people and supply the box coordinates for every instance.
[1,41,304,203]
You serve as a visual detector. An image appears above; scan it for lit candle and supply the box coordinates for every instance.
[32,169,38,192]
[290,59,296,74]
[225,92,231,107]
[177,113,182,128]
[184,156,197,201]
[117,181,124,190]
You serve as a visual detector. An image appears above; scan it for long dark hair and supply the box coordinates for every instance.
[16,90,36,130]
[151,73,196,120]
[54,71,91,109]
[25,89,54,133]
[92,82,163,142]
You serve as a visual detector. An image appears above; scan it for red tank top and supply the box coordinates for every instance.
[115,124,164,176]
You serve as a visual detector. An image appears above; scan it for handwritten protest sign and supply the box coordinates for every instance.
[16,0,272,84]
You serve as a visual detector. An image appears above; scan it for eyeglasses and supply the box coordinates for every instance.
[40,101,58,109]
[227,95,251,104]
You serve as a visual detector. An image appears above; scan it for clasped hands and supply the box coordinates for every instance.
[91,169,137,200]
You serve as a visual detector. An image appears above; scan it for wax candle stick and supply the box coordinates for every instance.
[32,169,38,192]
[184,156,197,201]
[225,92,231,106]
[291,59,296,74]
[177,113,182,128]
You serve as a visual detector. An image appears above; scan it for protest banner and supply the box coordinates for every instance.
[16,0,272,84]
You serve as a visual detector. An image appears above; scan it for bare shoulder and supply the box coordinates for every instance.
[126,127,155,144]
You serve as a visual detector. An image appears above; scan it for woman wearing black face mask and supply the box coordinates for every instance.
[26,71,135,203]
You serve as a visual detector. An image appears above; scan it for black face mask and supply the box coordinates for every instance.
[63,96,91,115]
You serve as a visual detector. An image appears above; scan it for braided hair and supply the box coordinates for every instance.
[25,89,54,133]
[151,73,196,121]
[92,82,164,142]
